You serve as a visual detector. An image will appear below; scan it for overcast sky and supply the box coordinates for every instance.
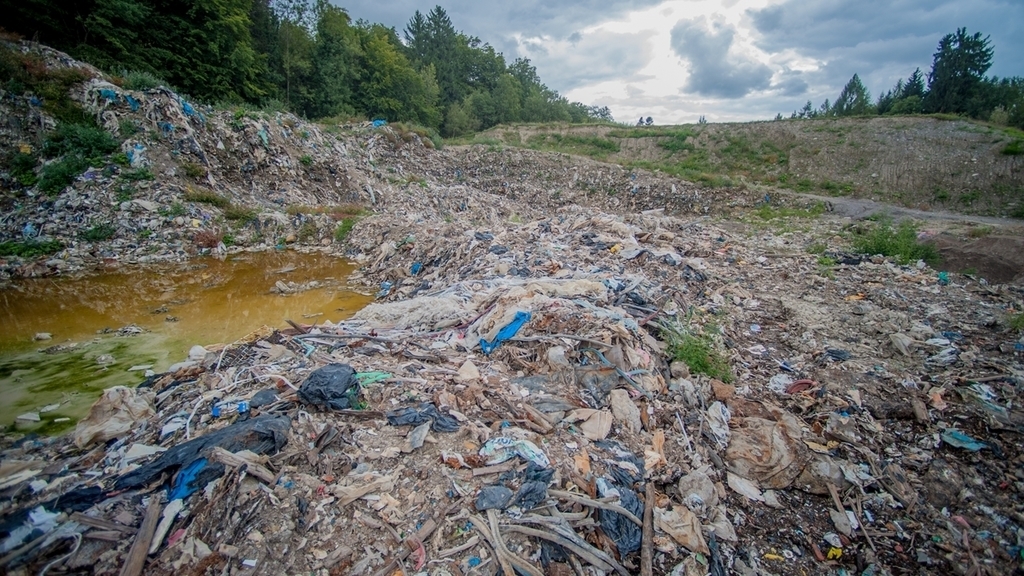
[335,0,1024,124]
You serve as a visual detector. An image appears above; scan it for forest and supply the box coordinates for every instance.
[1,1,613,136]
[787,28,1024,129]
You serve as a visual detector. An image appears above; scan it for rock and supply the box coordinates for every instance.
[96,354,115,365]
[710,378,734,401]
[670,360,690,379]
[34,332,52,341]
[608,389,642,433]
[188,345,208,362]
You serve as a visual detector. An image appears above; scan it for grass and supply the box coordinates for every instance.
[659,319,734,383]
[80,224,116,241]
[120,70,167,91]
[181,161,205,178]
[299,154,313,166]
[39,157,89,196]
[1002,140,1024,156]
[222,205,258,223]
[967,225,994,238]
[0,239,63,258]
[121,168,154,181]
[334,217,357,242]
[285,204,365,219]
[525,134,620,158]
[852,218,940,265]
[183,187,230,208]
[1009,312,1024,331]
[753,202,826,220]
[42,123,119,160]
[6,152,38,186]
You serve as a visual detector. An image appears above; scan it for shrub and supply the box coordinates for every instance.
[852,218,940,265]
[80,224,116,241]
[0,239,63,258]
[1009,312,1024,331]
[183,187,229,208]
[299,154,313,166]
[7,152,38,186]
[659,320,734,383]
[42,123,118,160]
[335,217,357,242]
[39,156,88,195]
[121,168,154,181]
[121,70,166,91]
[1002,140,1023,156]
[223,205,258,223]
[181,161,205,178]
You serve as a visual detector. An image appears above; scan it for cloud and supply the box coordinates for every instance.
[670,17,772,98]
[518,30,653,91]
[772,71,808,97]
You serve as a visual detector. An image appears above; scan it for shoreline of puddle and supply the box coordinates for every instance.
[0,250,374,433]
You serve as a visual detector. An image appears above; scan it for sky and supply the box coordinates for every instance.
[335,0,1024,124]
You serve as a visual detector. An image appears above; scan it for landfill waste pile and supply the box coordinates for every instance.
[2,41,1024,576]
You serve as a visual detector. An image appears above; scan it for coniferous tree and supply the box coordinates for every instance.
[925,28,993,114]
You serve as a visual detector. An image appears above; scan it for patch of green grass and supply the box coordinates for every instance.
[1009,312,1024,331]
[659,320,734,383]
[753,202,826,220]
[299,154,313,166]
[334,217,357,242]
[852,218,940,265]
[138,229,153,239]
[6,152,38,186]
[967,225,994,238]
[0,239,63,258]
[183,187,229,208]
[806,241,827,254]
[818,180,854,195]
[80,224,116,241]
[115,183,135,202]
[525,133,620,158]
[222,205,258,223]
[221,233,236,246]
[120,70,167,91]
[38,156,88,196]
[159,202,187,218]
[42,123,118,160]
[118,119,137,136]
[181,161,205,179]
[1001,140,1023,156]
[121,168,154,181]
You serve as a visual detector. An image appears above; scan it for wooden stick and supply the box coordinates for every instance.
[641,483,655,576]
[119,493,163,576]
[549,489,643,527]
[208,447,276,483]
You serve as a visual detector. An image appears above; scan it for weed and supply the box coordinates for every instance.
[138,229,153,239]
[967,225,993,238]
[39,156,88,195]
[0,239,63,258]
[299,154,313,167]
[806,241,827,254]
[1009,312,1024,331]
[335,217,357,242]
[42,123,118,160]
[181,161,205,179]
[852,218,940,265]
[111,153,129,166]
[221,233,236,246]
[183,187,229,208]
[285,204,365,218]
[817,255,837,267]
[1002,140,1023,156]
[296,222,318,242]
[525,134,620,158]
[121,168,154,181]
[115,184,135,202]
[80,224,116,241]
[7,152,38,186]
[118,119,137,137]
[193,229,222,249]
[121,70,166,91]
[159,202,186,217]
[1012,205,1024,219]
[223,205,258,223]
[661,321,734,383]
[754,202,825,220]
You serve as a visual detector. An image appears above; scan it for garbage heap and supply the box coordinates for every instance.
[2,173,1023,576]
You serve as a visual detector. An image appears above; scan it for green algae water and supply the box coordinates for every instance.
[0,251,373,434]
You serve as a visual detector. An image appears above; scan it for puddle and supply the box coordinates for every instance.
[0,250,374,433]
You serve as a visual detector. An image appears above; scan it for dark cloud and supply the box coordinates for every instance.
[746,0,1024,78]
[772,71,808,97]
[670,17,772,98]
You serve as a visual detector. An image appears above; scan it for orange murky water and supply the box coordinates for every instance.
[0,251,373,432]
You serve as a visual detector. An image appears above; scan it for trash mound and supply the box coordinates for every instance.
[2,183,1024,575]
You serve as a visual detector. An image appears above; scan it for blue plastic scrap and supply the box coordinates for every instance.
[124,94,140,111]
[168,457,208,500]
[410,261,423,275]
[99,88,118,103]
[941,429,987,452]
[372,119,387,128]
[480,311,531,355]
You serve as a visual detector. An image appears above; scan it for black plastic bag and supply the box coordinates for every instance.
[298,364,359,410]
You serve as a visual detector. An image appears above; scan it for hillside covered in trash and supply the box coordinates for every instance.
[2,40,1024,576]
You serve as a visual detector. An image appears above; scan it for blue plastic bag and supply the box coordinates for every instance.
[480,311,531,354]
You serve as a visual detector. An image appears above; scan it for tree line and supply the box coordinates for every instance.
[785,28,1023,129]
[1,1,612,135]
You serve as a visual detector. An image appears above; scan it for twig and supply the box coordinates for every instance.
[119,493,164,576]
[468,514,514,576]
[641,483,655,576]
[506,515,629,576]
[549,489,643,527]
[487,510,543,576]
[437,535,480,558]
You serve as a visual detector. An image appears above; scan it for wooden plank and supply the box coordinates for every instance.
[119,494,163,576]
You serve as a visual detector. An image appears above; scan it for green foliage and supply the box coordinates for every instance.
[39,156,88,196]
[42,123,119,160]
[1009,312,1024,331]
[334,217,357,242]
[223,205,258,223]
[753,203,826,220]
[525,134,619,158]
[852,219,941,265]
[925,28,993,115]
[7,152,39,186]
[1002,140,1024,155]
[181,161,205,178]
[160,202,187,217]
[120,168,154,181]
[299,154,313,166]
[832,74,874,116]
[121,70,167,91]
[183,187,230,208]
[0,239,64,258]
[80,223,117,241]
[660,320,733,383]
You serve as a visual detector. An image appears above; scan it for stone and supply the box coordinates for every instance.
[188,345,208,362]
[34,332,52,341]
[456,360,481,382]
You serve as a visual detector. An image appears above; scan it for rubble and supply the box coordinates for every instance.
[1,40,1024,576]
